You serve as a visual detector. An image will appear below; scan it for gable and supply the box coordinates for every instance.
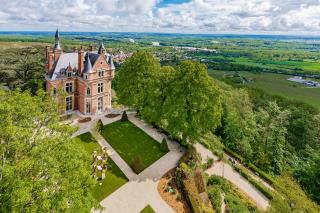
[92,55,110,71]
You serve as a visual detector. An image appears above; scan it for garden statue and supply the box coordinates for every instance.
[92,151,97,164]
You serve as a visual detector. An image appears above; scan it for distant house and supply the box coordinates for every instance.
[45,29,115,115]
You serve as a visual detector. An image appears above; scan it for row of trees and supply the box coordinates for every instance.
[115,51,320,206]
[116,51,222,144]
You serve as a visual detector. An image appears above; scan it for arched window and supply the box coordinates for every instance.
[87,87,91,96]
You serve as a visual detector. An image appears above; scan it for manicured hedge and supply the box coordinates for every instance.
[247,163,276,185]
[176,163,214,213]
[223,147,275,185]
[234,165,274,200]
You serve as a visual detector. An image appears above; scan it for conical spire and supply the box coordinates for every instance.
[83,53,93,73]
[53,28,61,50]
[108,54,115,70]
[98,42,105,54]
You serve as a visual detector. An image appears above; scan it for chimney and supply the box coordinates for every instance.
[45,46,51,60]
[73,47,78,52]
[78,46,84,74]
[47,52,53,74]
[89,44,96,51]
[53,48,62,63]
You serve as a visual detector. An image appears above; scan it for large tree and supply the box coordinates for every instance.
[115,51,161,111]
[254,101,290,174]
[222,89,256,159]
[0,90,97,212]
[162,61,222,144]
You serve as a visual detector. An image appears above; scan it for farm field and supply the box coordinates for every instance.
[209,70,320,110]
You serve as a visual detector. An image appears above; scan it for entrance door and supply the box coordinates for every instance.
[98,97,103,113]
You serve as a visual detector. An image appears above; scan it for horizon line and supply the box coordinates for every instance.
[0,30,320,38]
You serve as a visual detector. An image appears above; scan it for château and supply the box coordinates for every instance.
[45,29,115,115]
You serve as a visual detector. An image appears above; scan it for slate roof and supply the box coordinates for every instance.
[49,51,115,80]
[50,53,78,80]
[83,53,93,74]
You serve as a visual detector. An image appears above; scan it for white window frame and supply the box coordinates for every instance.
[65,82,73,93]
[66,96,73,111]
[97,82,104,94]
[98,69,105,77]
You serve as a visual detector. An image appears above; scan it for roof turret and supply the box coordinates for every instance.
[83,53,93,73]
[98,42,105,54]
[108,54,115,70]
[53,28,61,50]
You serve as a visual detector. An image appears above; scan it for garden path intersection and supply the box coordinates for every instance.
[73,113,183,213]
[72,113,271,212]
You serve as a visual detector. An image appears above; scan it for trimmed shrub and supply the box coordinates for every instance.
[131,155,145,174]
[194,168,207,193]
[208,187,222,212]
[176,163,214,213]
[105,113,120,118]
[95,119,103,133]
[160,138,169,152]
[121,111,128,121]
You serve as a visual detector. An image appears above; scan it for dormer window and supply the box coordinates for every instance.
[98,70,105,77]
[67,72,72,78]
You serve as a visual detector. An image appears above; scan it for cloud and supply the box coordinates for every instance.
[0,0,319,34]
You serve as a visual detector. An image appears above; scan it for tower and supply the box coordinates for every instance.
[53,28,62,62]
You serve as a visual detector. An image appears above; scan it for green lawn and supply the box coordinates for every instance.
[73,132,128,201]
[140,205,155,213]
[101,121,168,173]
[209,70,320,110]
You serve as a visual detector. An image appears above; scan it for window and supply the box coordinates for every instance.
[86,101,91,114]
[98,70,105,77]
[84,74,88,80]
[98,97,103,113]
[67,72,72,78]
[52,88,57,95]
[86,87,91,96]
[66,96,73,111]
[98,82,103,93]
[65,82,73,93]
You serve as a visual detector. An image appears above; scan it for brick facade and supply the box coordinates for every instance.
[45,29,115,115]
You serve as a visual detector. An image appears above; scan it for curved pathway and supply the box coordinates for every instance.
[194,143,269,211]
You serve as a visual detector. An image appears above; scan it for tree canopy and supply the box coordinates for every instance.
[116,52,222,144]
[0,90,97,212]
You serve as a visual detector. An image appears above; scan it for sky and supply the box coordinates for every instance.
[0,0,320,35]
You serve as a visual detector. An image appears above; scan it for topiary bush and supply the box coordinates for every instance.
[121,111,128,121]
[131,155,145,174]
[160,138,169,152]
[95,119,103,133]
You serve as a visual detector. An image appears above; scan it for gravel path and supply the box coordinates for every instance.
[73,113,183,213]
[194,143,270,211]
